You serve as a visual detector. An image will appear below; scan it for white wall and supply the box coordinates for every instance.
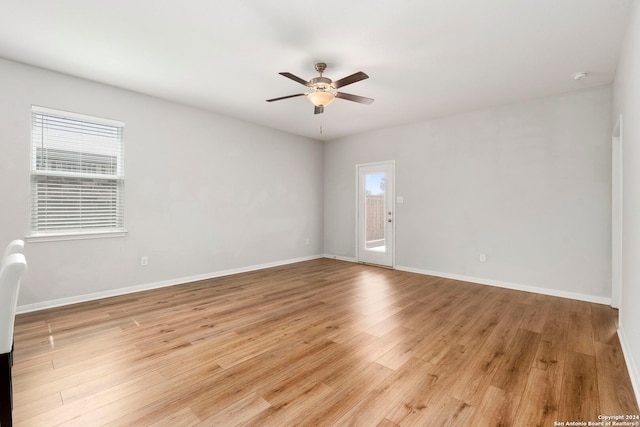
[0,58,324,309]
[325,86,612,301]
[613,0,640,404]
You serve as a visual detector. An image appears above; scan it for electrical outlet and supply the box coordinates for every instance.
[305,238,310,245]
[479,253,487,263]
[140,256,148,266]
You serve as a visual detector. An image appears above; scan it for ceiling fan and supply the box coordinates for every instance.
[266,62,374,114]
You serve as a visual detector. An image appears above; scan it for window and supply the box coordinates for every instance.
[29,107,125,240]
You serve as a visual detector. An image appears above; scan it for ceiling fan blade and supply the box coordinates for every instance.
[279,72,310,87]
[266,93,306,102]
[331,71,369,89]
[335,92,374,104]
[314,105,324,115]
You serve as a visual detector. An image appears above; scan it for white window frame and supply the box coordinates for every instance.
[27,106,127,242]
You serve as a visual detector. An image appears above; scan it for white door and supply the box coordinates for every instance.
[357,162,394,267]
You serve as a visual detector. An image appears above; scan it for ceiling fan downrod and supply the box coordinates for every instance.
[310,63,332,89]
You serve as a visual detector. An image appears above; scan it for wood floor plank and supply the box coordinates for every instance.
[512,367,562,426]
[149,407,202,427]
[376,326,434,370]
[60,336,227,405]
[13,345,140,404]
[533,298,570,376]
[567,310,596,356]
[447,332,510,406]
[414,314,475,365]
[472,385,520,427]
[334,357,443,426]
[519,300,550,333]
[241,381,334,426]
[594,340,639,414]
[484,301,528,352]
[558,351,600,422]
[199,392,269,426]
[33,356,223,426]
[491,328,541,396]
[383,362,442,425]
[11,391,63,425]
[290,361,394,426]
[377,419,401,427]
[364,304,410,337]
[9,259,638,426]
[569,299,592,313]
[403,393,475,427]
[456,295,508,349]
[591,303,619,346]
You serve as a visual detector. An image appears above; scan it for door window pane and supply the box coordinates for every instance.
[365,173,386,251]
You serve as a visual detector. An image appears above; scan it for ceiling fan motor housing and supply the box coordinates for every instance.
[310,76,333,90]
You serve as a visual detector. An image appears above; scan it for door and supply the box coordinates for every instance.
[357,162,394,267]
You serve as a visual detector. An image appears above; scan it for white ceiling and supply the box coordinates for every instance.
[0,0,632,141]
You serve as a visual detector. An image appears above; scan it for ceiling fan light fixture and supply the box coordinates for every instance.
[307,91,335,107]
[267,63,373,114]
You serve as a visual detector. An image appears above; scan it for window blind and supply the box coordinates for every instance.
[30,107,125,235]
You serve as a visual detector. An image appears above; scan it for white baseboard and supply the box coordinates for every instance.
[19,254,611,313]
[321,258,611,305]
[394,265,612,306]
[323,254,357,263]
[618,325,640,408]
[17,254,324,314]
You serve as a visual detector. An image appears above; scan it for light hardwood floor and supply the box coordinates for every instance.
[11,259,639,426]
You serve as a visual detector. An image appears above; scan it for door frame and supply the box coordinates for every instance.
[355,160,396,268]
[612,115,623,309]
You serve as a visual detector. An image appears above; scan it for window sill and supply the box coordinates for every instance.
[26,230,128,243]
